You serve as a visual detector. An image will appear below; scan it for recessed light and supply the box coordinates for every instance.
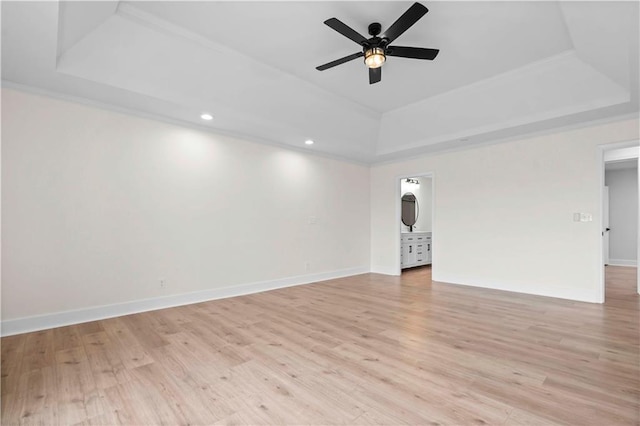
[200,113,213,121]
[305,139,314,145]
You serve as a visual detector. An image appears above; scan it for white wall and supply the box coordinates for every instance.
[3,87,639,337]
[1,89,370,332]
[605,166,638,265]
[400,176,432,233]
[371,118,639,301]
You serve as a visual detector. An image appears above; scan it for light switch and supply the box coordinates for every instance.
[581,213,593,222]
[574,213,593,222]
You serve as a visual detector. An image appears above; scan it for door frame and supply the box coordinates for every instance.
[603,185,610,265]
[598,140,640,301]
[395,172,435,275]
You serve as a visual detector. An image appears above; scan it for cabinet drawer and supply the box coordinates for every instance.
[402,233,428,242]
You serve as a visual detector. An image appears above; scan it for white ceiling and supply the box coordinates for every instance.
[121,1,574,112]
[2,1,639,163]
[605,159,638,171]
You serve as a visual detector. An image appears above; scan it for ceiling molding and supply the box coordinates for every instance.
[1,81,370,166]
[372,113,640,166]
[377,90,630,156]
[3,80,638,168]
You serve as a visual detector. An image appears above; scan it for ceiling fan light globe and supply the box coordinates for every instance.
[364,47,386,68]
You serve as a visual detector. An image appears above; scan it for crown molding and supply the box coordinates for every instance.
[1,81,371,166]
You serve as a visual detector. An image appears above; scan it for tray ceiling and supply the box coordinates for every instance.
[2,1,638,163]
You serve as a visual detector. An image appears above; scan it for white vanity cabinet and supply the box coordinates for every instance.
[401,232,431,269]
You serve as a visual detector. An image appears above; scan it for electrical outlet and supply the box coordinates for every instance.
[159,279,166,289]
[304,262,310,272]
[308,216,317,225]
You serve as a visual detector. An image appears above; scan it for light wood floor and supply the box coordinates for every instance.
[2,266,639,425]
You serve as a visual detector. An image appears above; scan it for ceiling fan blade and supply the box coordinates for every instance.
[316,52,364,71]
[369,67,381,84]
[381,2,428,44]
[324,18,369,46]
[386,46,439,60]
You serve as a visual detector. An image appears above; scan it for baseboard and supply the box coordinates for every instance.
[0,266,370,337]
[608,259,638,267]
[432,274,601,303]
[370,265,400,276]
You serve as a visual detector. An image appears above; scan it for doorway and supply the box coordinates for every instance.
[601,143,639,300]
[397,173,434,275]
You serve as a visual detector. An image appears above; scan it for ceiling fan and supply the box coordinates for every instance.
[316,2,439,85]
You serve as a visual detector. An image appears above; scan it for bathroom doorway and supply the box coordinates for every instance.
[398,174,434,274]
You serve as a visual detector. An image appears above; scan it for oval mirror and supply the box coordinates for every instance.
[401,192,419,230]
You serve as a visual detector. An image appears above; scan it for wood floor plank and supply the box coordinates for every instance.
[2,265,638,425]
[20,330,55,374]
[1,333,26,397]
[4,365,58,425]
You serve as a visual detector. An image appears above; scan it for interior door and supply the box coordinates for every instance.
[604,186,610,265]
